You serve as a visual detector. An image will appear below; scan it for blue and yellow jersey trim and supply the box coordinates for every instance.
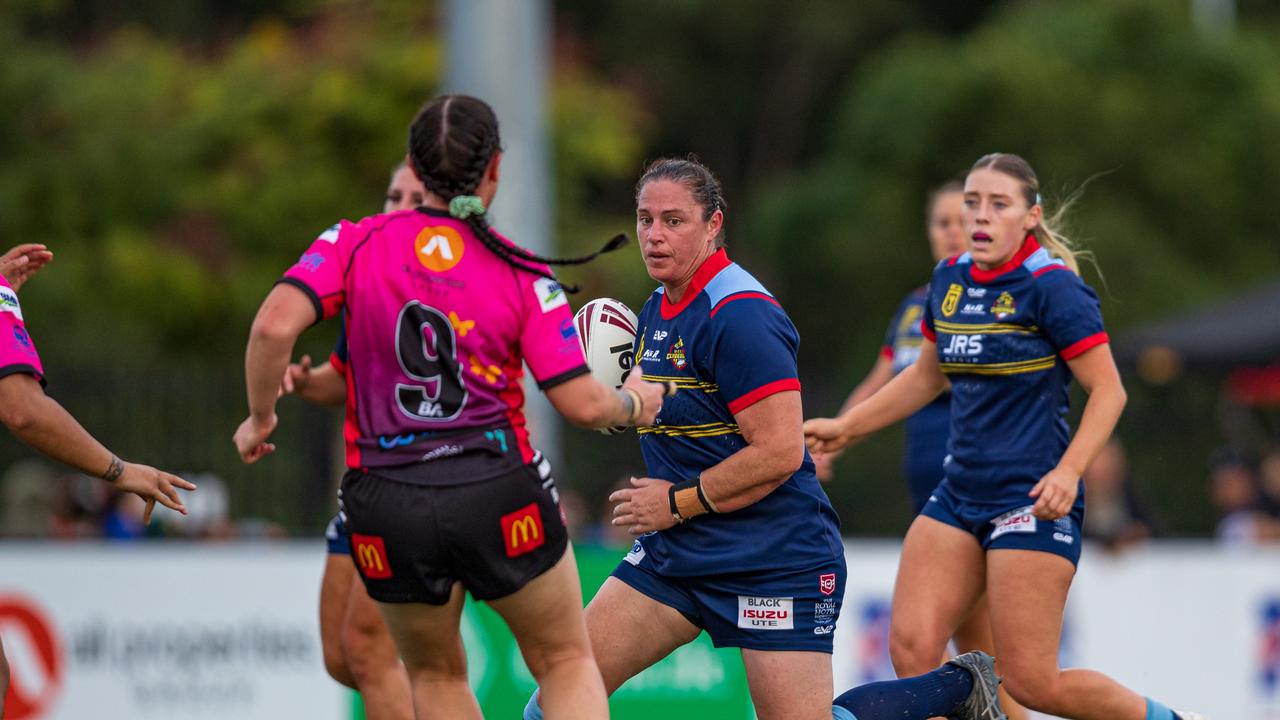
[637,421,741,438]
[933,320,1040,335]
[642,374,720,394]
[939,355,1058,376]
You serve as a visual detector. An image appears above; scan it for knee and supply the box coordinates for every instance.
[521,641,595,682]
[1001,666,1062,714]
[340,611,391,678]
[888,624,945,675]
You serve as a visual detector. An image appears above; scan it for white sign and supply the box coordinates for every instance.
[0,543,344,720]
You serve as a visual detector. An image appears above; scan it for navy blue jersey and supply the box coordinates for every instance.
[632,249,843,577]
[921,237,1108,506]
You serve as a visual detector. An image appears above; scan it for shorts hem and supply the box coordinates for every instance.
[471,536,570,602]
[709,637,834,654]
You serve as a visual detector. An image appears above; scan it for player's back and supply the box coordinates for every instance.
[282,207,585,475]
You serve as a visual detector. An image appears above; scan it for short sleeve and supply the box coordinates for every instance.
[0,280,45,385]
[279,222,351,323]
[1036,271,1109,360]
[920,280,938,342]
[708,297,801,415]
[521,276,589,390]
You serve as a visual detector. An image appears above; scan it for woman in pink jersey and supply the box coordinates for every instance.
[234,94,668,720]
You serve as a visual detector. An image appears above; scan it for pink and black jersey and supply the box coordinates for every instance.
[281,208,589,479]
[0,276,44,385]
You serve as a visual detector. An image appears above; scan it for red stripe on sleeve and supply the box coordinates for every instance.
[1033,264,1068,277]
[710,291,781,318]
[727,378,801,415]
[880,345,894,361]
[329,352,347,374]
[1060,331,1109,360]
[920,318,936,342]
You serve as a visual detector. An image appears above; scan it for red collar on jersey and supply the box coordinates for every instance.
[969,234,1040,284]
[660,248,731,320]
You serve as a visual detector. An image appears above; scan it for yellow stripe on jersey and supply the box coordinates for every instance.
[939,355,1058,376]
[641,374,719,393]
[637,422,741,438]
[933,321,1040,335]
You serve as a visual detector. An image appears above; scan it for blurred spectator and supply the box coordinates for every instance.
[1,459,60,536]
[1081,439,1153,551]
[1258,447,1280,519]
[1208,447,1280,546]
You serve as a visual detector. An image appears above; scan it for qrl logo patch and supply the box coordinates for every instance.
[737,596,794,630]
[819,573,837,596]
[351,534,392,579]
[502,503,546,558]
[941,283,963,317]
[990,506,1037,540]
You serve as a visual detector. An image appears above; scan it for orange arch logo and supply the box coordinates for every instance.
[415,226,466,272]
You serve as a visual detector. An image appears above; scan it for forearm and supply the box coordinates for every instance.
[297,363,346,407]
[545,375,636,429]
[7,393,115,477]
[245,325,296,421]
[840,362,945,438]
[1057,381,1126,476]
[838,357,894,414]
[699,443,798,513]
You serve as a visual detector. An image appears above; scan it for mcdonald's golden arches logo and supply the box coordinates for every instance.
[501,503,546,558]
[350,533,392,579]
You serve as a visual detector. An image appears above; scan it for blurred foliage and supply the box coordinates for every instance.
[2,0,1278,535]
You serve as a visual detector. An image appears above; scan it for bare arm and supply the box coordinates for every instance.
[804,339,948,455]
[1029,344,1127,519]
[609,390,806,533]
[0,373,193,520]
[280,355,347,407]
[233,284,316,462]
[544,368,668,430]
[839,354,895,414]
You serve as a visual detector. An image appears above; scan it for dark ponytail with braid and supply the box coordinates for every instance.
[407,95,625,292]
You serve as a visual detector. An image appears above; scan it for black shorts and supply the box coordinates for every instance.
[340,452,569,604]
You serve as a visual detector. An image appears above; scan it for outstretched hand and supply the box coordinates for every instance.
[0,244,53,291]
[609,476,677,535]
[112,462,198,524]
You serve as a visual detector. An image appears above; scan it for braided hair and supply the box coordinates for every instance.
[407,94,625,292]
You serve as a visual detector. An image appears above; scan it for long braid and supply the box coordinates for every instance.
[407,94,624,292]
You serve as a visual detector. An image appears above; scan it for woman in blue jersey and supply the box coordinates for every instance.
[525,157,1006,720]
[817,181,1029,720]
[805,153,1205,720]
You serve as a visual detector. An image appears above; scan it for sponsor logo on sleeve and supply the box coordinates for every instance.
[317,224,341,244]
[501,503,546,558]
[989,506,1037,540]
[13,327,35,355]
[350,533,392,580]
[298,252,325,272]
[0,287,23,321]
[737,596,794,630]
[819,573,837,596]
[415,226,466,272]
[533,277,567,313]
[941,283,963,317]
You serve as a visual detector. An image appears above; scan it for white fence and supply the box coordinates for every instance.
[2,541,1278,719]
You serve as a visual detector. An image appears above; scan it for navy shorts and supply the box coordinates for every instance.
[921,482,1085,566]
[611,542,845,653]
[325,509,350,555]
